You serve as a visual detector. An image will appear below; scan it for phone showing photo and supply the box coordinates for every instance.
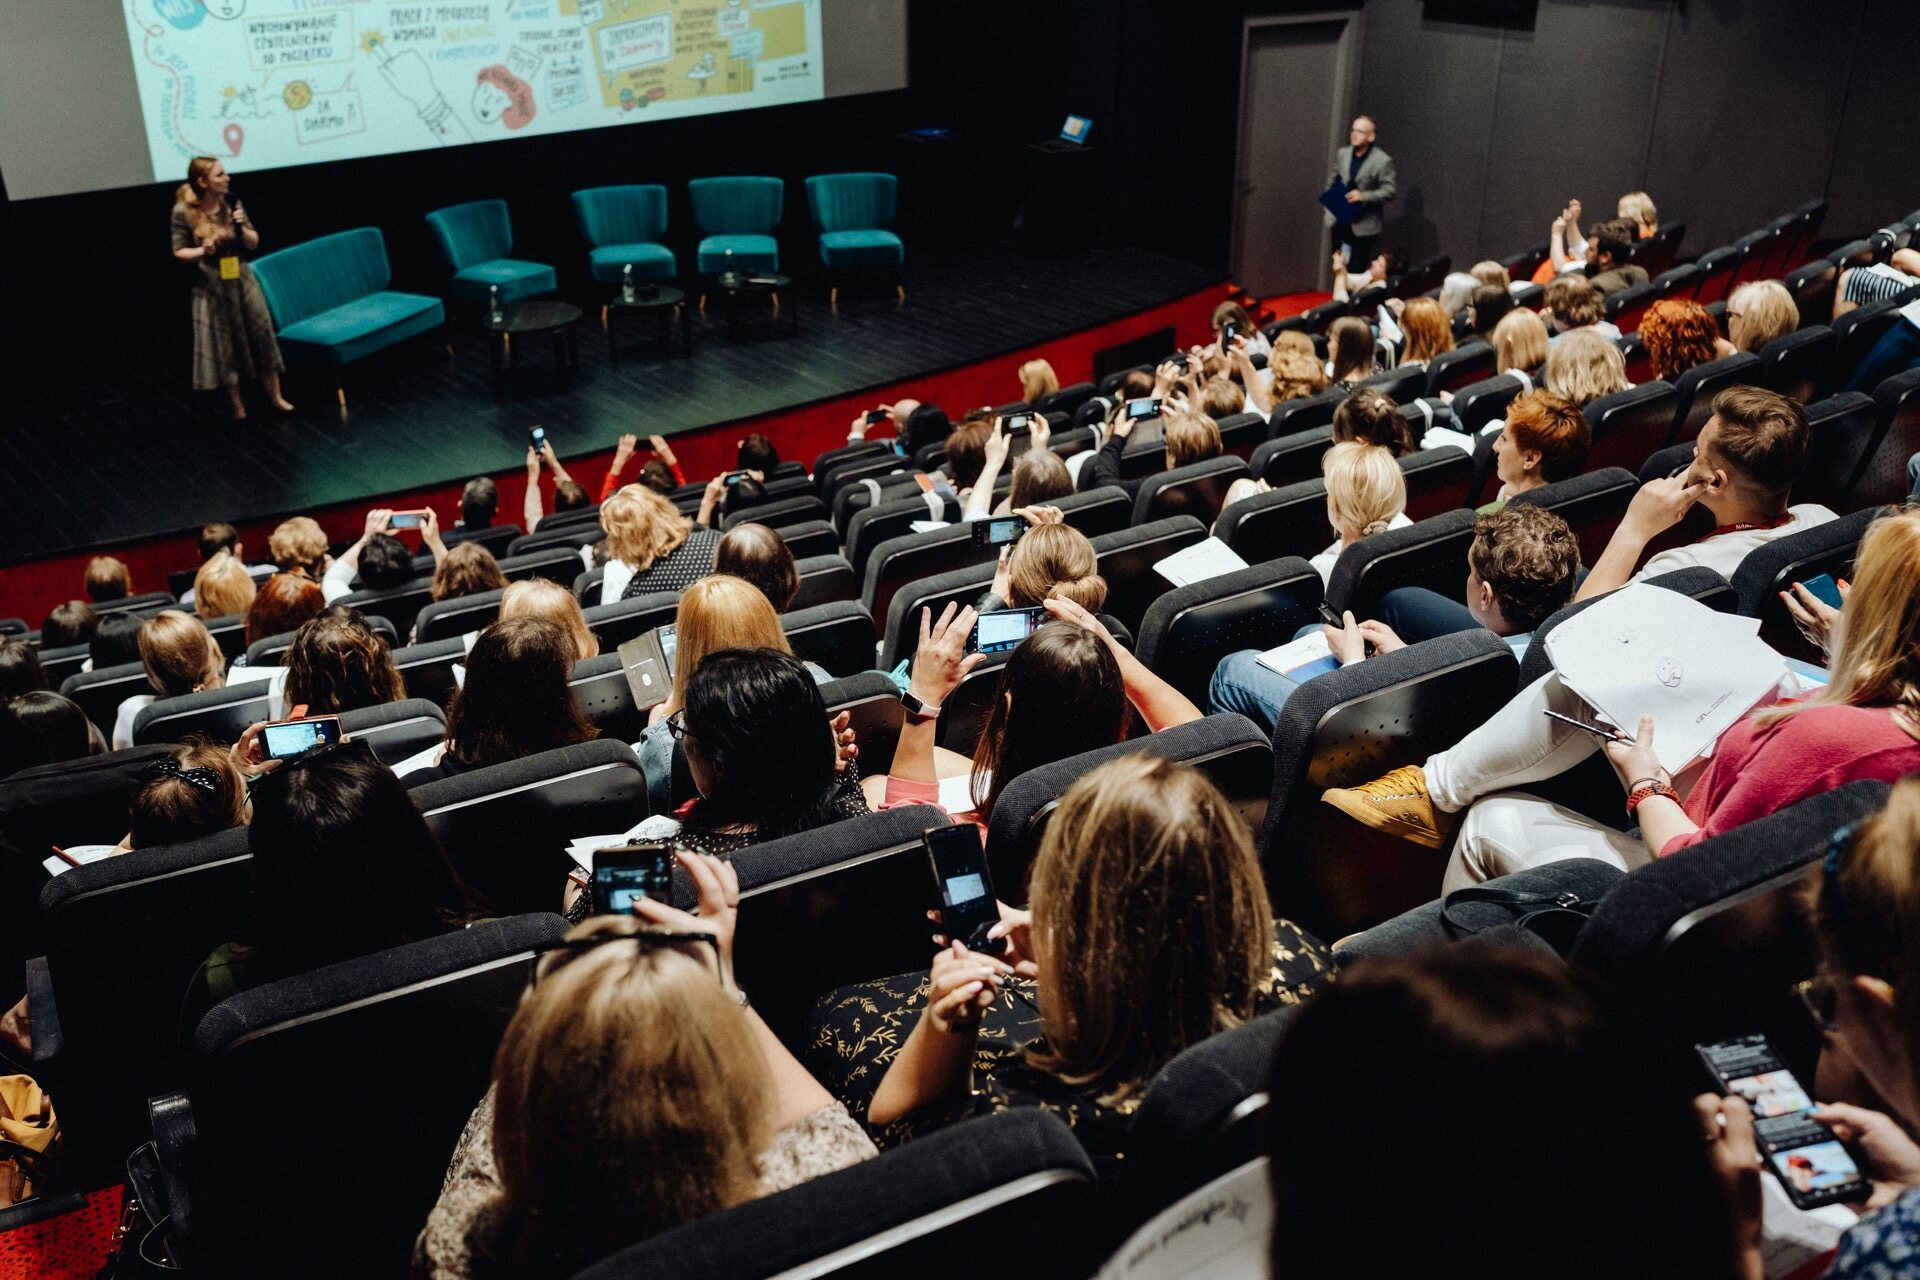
[1222,322,1240,347]
[260,715,344,761]
[1001,412,1034,434]
[1127,398,1164,422]
[924,823,1005,954]
[529,425,547,451]
[970,516,1027,550]
[1697,1034,1871,1210]
[591,842,675,915]
[969,606,1048,655]
[866,409,891,426]
[388,511,427,530]
[1799,574,1844,610]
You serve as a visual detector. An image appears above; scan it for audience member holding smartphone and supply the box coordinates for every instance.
[598,484,720,605]
[867,598,1201,830]
[632,576,833,810]
[393,618,599,783]
[599,433,686,501]
[521,438,591,533]
[322,508,447,604]
[818,756,1328,1174]
[1266,942,1753,1279]
[972,509,1104,617]
[112,611,227,750]
[1324,507,1920,892]
[418,855,876,1280]
[181,740,477,1042]
[964,415,1056,519]
[283,608,406,715]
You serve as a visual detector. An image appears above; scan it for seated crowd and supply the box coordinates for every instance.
[7,184,1920,1279]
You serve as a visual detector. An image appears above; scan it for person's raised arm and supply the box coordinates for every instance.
[599,433,639,503]
[868,940,1010,1126]
[647,434,684,485]
[1230,339,1275,416]
[1086,410,1133,491]
[523,447,545,532]
[963,420,1013,520]
[1575,476,1705,601]
[889,604,984,788]
[421,505,448,568]
[325,508,390,601]
[541,440,573,488]
[696,472,727,530]
[1331,249,1352,302]
[1042,596,1202,730]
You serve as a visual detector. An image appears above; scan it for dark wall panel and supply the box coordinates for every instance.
[1821,0,1912,242]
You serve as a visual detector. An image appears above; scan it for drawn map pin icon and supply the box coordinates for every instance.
[223,122,245,155]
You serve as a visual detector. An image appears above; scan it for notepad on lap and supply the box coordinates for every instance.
[1252,631,1339,684]
[1154,538,1249,588]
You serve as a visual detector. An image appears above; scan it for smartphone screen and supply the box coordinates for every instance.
[971,516,1027,549]
[970,606,1047,654]
[592,843,674,915]
[724,470,747,487]
[866,409,891,426]
[1698,1035,1871,1210]
[658,623,677,676]
[924,823,1005,954]
[389,511,426,530]
[1127,398,1164,422]
[1799,574,1844,610]
[261,716,343,761]
[1002,412,1034,434]
[1222,322,1240,346]
[529,426,547,450]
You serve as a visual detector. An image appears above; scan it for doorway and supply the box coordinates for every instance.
[1230,13,1362,298]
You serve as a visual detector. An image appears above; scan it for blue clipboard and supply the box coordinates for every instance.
[1320,180,1361,224]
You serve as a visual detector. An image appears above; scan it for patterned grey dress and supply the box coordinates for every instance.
[171,202,284,391]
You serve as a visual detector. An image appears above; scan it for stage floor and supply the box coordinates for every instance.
[3,245,1218,564]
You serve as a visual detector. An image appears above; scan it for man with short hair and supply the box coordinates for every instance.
[1209,504,1581,734]
[1544,276,1621,344]
[457,477,498,529]
[1575,385,1836,601]
[1326,115,1397,271]
[1587,219,1649,298]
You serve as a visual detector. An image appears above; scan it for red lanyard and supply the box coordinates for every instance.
[1705,513,1792,539]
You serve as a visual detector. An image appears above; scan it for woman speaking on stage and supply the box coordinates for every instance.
[170,156,293,422]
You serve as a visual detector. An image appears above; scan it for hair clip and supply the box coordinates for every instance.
[149,755,223,795]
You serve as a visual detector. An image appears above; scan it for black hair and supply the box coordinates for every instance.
[358,533,416,591]
[0,640,49,700]
[90,613,146,671]
[461,477,499,527]
[554,480,591,512]
[682,648,840,838]
[1469,285,1515,335]
[638,460,677,494]
[248,741,476,975]
[970,624,1131,819]
[444,618,597,769]
[736,433,779,474]
[41,600,99,650]
[722,477,769,520]
[0,691,96,779]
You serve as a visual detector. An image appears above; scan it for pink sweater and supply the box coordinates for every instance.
[1661,704,1920,856]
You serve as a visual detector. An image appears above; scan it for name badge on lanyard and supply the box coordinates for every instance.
[218,255,240,281]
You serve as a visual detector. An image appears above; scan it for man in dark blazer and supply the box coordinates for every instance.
[1326,115,1397,269]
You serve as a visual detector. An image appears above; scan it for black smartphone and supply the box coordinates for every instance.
[1542,709,1633,744]
[529,425,547,451]
[260,715,343,761]
[924,823,1005,954]
[1001,412,1034,434]
[1698,1034,1871,1211]
[865,408,890,426]
[1222,321,1240,347]
[388,510,428,530]
[969,606,1048,655]
[1799,574,1844,610]
[1127,398,1164,422]
[970,515,1027,550]
[591,842,675,915]
[1317,602,1341,627]
[724,470,748,487]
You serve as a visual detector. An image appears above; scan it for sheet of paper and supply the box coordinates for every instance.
[908,519,951,534]
[566,815,680,871]
[1544,585,1785,774]
[1253,631,1339,685]
[1096,1157,1273,1280]
[1154,538,1250,588]
[43,844,121,877]
[937,772,981,816]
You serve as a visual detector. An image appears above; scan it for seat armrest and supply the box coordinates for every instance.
[149,1090,198,1240]
[25,956,61,1067]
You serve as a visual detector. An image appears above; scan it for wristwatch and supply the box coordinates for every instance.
[899,688,941,719]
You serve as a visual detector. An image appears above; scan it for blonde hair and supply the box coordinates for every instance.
[1728,280,1798,354]
[1399,298,1456,366]
[667,574,790,712]
[269,517,329,575]
[1019,358,1060,403]
[602,484,692,572]
[1617,191,1658,231]
[1006,524,1108,612]
[501,579,598,662]
[1492,308,1549,375]
[175,157,223,239]
[1545,327,1629,406]
[1322,441,1405,538]
[1273,330,1316,359]
[1197,376,1246,421]
[1164,411,1223,469]
[1470,260,1511,289]
[1009,450,1074,510]
[1269,349,1329,403]
[86,556,132,602]
[1762,508,1920,732]
[478,917,769,1278]
[137,610,224,698]
[1025,755,1275,1103]
[193,551,257,619]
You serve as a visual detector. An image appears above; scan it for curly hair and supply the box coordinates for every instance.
[1640,299,1719,382]
[1467,504,1580,634]
[285,609,405,713]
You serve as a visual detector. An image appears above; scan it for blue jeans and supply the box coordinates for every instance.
[1907,451,1920,503]
[1375,587,1479,643]
[1846,319,1920,394]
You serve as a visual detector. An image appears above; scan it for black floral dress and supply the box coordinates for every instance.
[805,921,1332,1176]
[171,202,283,391]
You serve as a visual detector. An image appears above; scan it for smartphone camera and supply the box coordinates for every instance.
[1002,412,1034,434]
[924,824,1006,954]
[591,843,675,916]
[261,716,343,762]
[968,606,1047,654]
[970,516,1027,550]
[1222,322,1240,347]
[529,426,547,450]
[866,409,891,426]
[389,511,426,530]
[1127,398,1164,422]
